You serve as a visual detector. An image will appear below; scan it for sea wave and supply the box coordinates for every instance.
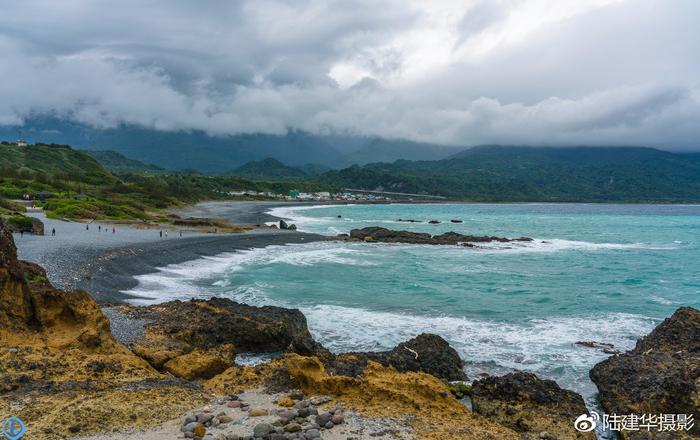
[123,242,379,304]
[298,304,657,397]
[471,238,678,253]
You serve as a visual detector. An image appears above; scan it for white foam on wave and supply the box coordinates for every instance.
[268,204,350,233]
[298,304,657,397]
[472,238,678,253]
[123,241,379,304]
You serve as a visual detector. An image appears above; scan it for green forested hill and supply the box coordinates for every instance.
[85,150,164,174]
[318,146,700,202]
[1,142,114,183]
[0,143,331,222]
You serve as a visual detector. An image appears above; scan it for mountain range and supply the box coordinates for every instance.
[0,117,459,172]
[317,146,700,202]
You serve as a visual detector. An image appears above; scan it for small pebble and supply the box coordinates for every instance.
[249,408,269,417]
[285,423,302,432]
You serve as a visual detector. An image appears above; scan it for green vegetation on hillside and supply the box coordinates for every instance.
[0,143,334,222]
[317,146,700,202]
[85,150,164,174]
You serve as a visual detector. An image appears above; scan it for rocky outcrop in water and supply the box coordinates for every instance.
[590,306,700,439]
[121,298,329,379]
[471,371,595,440]
[344,226,533,245]
[280,219,297,230]
[327,333,468,382]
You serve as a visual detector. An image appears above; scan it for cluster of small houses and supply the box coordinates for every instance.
[224,190,390,201]
[26,189,390,203]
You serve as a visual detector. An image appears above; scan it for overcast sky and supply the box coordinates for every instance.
[1,0,698,149]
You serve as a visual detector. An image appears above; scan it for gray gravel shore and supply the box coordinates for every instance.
[13,202,329,303]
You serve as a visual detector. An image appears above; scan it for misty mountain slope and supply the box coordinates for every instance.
[340,138,461,165]
[318,146,700,202]
[0,118,461,172]
[230,158,308,180]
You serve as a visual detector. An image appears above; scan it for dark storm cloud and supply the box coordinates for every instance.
[0,0,698,149]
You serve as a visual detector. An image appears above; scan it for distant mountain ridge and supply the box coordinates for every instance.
[230,158,308,180]
[85,150,164,174]
[0,117,459,172]
[317,146,700,202]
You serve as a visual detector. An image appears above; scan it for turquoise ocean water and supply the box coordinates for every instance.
[125,203,700,404]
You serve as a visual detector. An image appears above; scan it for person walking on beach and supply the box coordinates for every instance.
[112,227,115,234]
[20,230,23,237]
[98,225,101,232]
[159,230,163,238]
[51,228,55,236]
[165,230,168,238]
[86,224,89,231]
[179,230,182,237]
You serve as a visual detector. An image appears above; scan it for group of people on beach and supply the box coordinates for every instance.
[86,224,116,233]
[16,222,184,239]
[159,230,183,238]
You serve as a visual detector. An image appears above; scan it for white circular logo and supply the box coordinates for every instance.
[574,412,599,432]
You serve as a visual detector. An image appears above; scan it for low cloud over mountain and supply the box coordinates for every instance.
[1,0,699,149]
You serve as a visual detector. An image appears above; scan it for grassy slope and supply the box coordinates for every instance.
[0,143,334,222]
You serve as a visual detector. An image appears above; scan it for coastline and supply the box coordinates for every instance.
[14,202,329,304]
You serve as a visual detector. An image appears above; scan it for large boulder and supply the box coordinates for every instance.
[471,371,595,440]
[31,216,44,235]
[326,333,467,381]
[346,227,532,245]
[590,307,700,439]
[124,298,329,378]
[0,218,115,349]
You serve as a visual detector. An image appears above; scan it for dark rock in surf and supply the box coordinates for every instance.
[471,371,595,440]
[574,340,619,355]
[346,227,532,246]
[590,307,700,439]
[280,220,289,229]
[326,333,467,382]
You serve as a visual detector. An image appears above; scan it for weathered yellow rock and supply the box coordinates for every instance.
[277,396,295,407]
[163,351,233,380]
[194,423,206,437]
[206,355,519,440]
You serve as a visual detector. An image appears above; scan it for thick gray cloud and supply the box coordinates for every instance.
[0,0,698,149]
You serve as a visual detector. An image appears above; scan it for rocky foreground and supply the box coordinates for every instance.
[1,220,698,439]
